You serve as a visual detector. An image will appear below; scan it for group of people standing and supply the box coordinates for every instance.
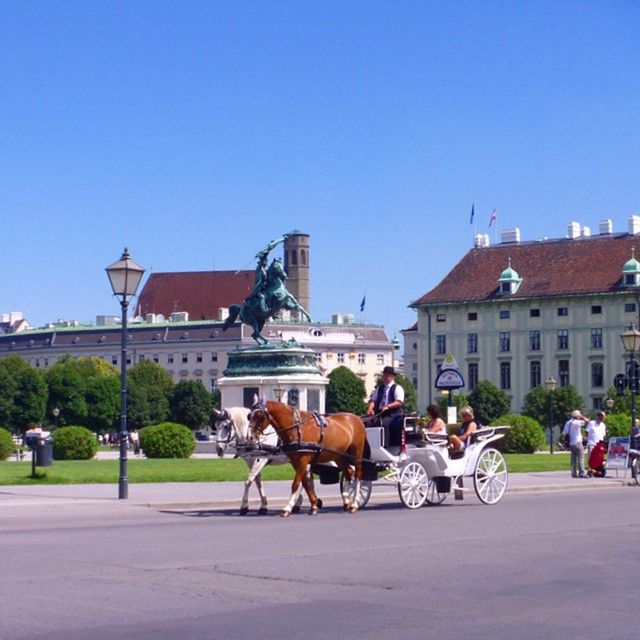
[562,409,607,478]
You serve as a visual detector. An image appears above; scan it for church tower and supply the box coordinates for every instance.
[284,230,310,321]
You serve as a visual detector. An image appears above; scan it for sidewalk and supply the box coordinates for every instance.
[0,471,632,510]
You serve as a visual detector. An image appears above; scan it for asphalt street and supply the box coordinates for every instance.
[1,483,639,640]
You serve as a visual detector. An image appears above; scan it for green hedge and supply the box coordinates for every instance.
[52,426,98,460]
[491,414,545,453]
[139,422,195,459]
[0,427,16,461]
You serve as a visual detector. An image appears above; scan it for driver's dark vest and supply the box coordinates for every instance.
[374,383,401,415]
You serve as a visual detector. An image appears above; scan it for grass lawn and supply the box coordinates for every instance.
[0,452,571,485]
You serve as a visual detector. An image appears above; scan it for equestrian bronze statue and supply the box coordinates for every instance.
[222,236,311,344]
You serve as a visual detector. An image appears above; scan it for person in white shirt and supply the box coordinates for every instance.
[366,366,405,448]
[585,411,606,476]
[562,409,589,478]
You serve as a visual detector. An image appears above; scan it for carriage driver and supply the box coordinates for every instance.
[366,366,405,448]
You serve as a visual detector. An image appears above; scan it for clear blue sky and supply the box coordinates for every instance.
[2,1,639,338]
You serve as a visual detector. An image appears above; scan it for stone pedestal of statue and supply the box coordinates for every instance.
[217,338,328,411]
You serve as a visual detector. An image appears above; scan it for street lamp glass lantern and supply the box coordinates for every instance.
[544,376,557,392]
[105,248,145,299]
[620,325,640,354]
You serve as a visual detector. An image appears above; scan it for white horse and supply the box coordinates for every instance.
[213,407,305,515]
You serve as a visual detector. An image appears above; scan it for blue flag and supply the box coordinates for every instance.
[360,295,366,312]
[470,203,475,224]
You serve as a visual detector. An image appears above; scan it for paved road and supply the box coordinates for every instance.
[2,482,639,640]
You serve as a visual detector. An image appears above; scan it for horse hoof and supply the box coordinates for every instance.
[280,510,291,518]
[292,505,301,514]
[239,507,249,516]
[343,503,350,512]
[348,505,358,514]
[316,498,323,509]
[309,507,319,516]
[257,507,268,515]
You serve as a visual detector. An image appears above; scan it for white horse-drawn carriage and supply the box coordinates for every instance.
[336,416,509,509]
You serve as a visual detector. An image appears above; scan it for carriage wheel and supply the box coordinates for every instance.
[474,447,508,505]
[339,474,372,509]
[425,479,448,505]
[398,461,429,509]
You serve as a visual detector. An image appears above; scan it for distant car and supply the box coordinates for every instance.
[195,431,210,442]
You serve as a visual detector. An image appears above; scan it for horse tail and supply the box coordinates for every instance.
[222,305,241,331]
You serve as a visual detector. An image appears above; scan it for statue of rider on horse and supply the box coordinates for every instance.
[222,235,312,344]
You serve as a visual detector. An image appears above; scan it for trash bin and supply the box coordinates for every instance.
[35,436,54,467]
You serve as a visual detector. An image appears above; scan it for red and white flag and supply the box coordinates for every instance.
[488,209,497,227]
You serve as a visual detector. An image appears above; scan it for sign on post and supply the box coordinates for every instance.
[607,437,630,470]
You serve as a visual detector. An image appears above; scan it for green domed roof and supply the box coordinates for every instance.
[499,258,521,282]
[623,255,640,274]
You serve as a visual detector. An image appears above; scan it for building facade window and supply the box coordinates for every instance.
[499,310,510,319]
[530,360,541,388]
[530,308,540,318]
[558,360,570,387]
[591,305,602,314]
[112,355,118,365]
[557,329,569,349]
[557,307,568,317]
[436,313,446,322]
[500,362,511,390]
[468,363,478,391]
[529,330,541,351]
[591,362,604,387]
[196,352,203,363]
[499,332,510,352]
[337,353,345,363]
[358,353,365,364]
[182,353,188,363]
[436,335,446,355]
[625,303,636,313]
[167,353,174,364]
[467,333,478,354]
[468,312,477,321]
[152,354,159,363]
[376,354,384,365]
[591,328,603,349]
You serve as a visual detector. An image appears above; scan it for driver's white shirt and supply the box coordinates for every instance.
[370,382,405,406]
[586,420,606,446]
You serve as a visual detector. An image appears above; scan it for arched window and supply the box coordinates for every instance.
[300,249,307,265]
[291,250,298,266]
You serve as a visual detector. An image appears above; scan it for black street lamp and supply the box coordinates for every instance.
[106,248,145,499]
[544,376,557,454]
[620,324,640,457]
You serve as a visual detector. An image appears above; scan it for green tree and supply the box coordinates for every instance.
[522,384,584,429]
[467,380,510,426]
[393,372,417,413]
[127,360,174,428]
[0,356,47,433]
[85,376,120,433]
[170,380,212,429]
[552,385,584,424]
[326,366,367,414]
[46,365,88,426]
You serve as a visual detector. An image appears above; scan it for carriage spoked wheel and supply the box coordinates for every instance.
[339,474,372,509]
[398,461,429,509]
[425,479,448,505]
[473,447,508,505]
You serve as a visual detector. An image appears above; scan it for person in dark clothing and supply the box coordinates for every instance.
[366,366,405,447]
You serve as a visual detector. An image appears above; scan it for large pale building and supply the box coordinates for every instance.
[409,218,640,413]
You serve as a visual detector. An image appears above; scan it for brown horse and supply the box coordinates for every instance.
[248,401,369,517]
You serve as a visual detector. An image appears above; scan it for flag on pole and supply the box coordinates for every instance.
[470,203,475,224]
[489,209,497,227]
[360,295,366,312]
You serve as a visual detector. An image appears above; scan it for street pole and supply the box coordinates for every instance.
[118,297,129,500]
[548,392,554,455]
[630,351,637,455]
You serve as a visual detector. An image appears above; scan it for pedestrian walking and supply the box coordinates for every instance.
[585,410,607,476]
[562,409,589,478]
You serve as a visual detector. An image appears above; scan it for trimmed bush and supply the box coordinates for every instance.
[604,413,633,439]
[139,422,195,459]
[0,427,16,460]
[491,414,545,453]
[52,426,98,460]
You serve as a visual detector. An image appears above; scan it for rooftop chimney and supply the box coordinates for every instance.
[500,228,520,244]
[474,233,490,248]
[599,219,613,235]
[629,215,640,236]
[568,222,580,239]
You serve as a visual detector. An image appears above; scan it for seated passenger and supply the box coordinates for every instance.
[448,406,477,451]
[424,404,447,436]
[365,366,405,447]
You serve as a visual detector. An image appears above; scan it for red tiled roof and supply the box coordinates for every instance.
[411,233,640,306]
[137,271,254,320]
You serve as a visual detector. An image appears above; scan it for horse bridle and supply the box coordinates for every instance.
[214,410,236,445]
